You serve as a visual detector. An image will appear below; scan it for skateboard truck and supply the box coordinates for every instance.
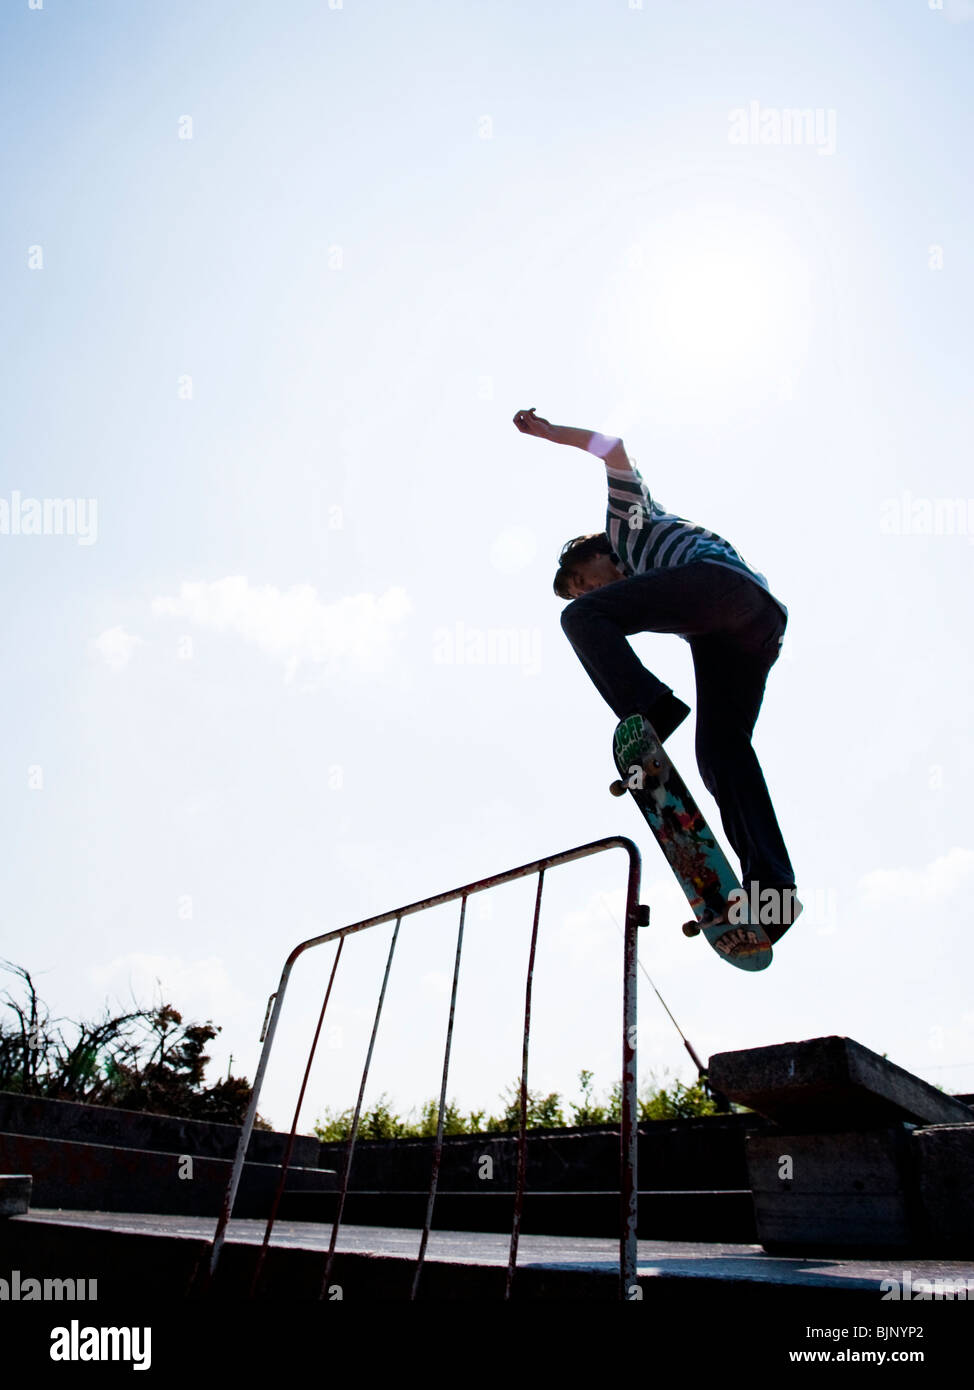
[684,901,739,939]
[683,905,724,938]
[609,752,666,798]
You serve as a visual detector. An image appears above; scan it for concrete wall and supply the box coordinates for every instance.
[0,1089,769,1238]
[0,1091,320,1167]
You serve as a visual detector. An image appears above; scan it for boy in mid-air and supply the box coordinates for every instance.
[513,406,800,942]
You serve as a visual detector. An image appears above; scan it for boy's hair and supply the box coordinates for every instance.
[553,532,615,599]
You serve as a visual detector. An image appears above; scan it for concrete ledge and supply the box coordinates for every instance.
[0,1173,31,1217]
[914,1125,974,1252]
[0,1132,335,1218]
[0,1091,320,1168]
[746,1128,916,1254]
[0,1128,756,1239]
[709,1036,974,1131]
[0,1094,768,1195]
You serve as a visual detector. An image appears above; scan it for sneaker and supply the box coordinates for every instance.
[764,890,803,945]
[735,883,803,944]
[645,691,691,743]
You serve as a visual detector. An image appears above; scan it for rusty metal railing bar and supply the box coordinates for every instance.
[620,853,640,1298]
[320,914,403,1296]
[206,977,292,1282]
[409,893,468,1301]
[504,868,545,1300]
[247,935,346,1297]
[277,837,641,970]
[205,835,642,1293]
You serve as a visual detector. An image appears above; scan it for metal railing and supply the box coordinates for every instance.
[204,835,643,1299]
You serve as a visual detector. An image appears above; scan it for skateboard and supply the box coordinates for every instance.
[610,713,772,971]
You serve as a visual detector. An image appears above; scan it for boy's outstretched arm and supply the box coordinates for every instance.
[512,407,632,471]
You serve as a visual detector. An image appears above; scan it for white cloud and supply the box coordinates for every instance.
[857,848,974,908]
[151,576,412,682]
[93,625,144,671]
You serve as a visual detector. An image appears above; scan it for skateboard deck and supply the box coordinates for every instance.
[611,714,772,971]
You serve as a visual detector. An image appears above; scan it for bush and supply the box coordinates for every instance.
[640,1077,717,1120]
[0,960,267,1127]
[314,1067,718,1141]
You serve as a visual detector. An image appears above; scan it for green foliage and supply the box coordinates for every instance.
[315,1093,488,1142]
[354,1095,411,1140]
[639,1077,717,1120]
[483,1079,566,1133]
[313,1067,717,1141]
[570,1069,608,1126]
[417,1097,481,1137]
[314,1107,358,1143]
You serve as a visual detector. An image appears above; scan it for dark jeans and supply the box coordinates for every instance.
[560,562,795,892]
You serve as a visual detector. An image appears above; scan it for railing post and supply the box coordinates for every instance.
[204,960,295,1286]
[505,868,546,1299]
[620,851,641,1300]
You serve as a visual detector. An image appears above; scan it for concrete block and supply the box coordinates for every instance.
[709,1036,973,1131]
[913,1125,974,1253]
[746,1128,916,1252]
[0,1173,31,1216]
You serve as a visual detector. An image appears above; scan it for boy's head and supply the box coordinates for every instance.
[553,533,626,599]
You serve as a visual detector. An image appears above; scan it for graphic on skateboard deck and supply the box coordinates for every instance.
[610,713,772,971]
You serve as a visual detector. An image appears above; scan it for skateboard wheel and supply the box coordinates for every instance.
[609,779,628,797]
[682,920,701,938]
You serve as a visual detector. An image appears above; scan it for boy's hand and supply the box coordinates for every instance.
[513,407,555,440]
[513,409,610,455]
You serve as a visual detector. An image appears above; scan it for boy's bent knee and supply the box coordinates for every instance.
[560,600,584,637]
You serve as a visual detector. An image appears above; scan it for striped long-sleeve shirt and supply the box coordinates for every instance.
[601,454,788,624]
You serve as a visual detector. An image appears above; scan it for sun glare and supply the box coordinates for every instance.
[614,208,812,398]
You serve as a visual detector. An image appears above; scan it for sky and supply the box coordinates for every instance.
[1,0,973,1135]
